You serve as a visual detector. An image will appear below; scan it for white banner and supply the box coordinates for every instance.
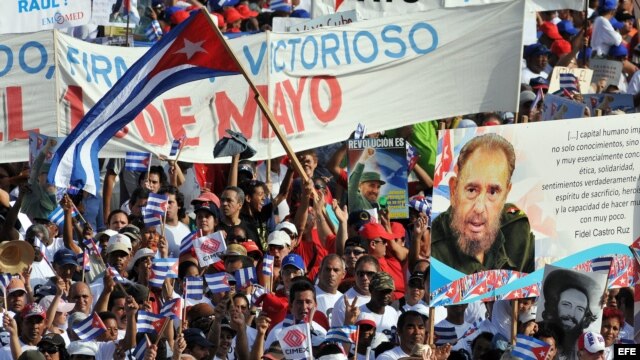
[312,0,442,19]
[444,0,584,11]
[0,0,92,34]
[0,31,56,162]
[1,0,523,164]
[289,10,359,33]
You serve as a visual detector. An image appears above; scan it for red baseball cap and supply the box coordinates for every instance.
[390,222,406,239]
[359,223,394,241]
[540,21,562,41]
[241,241,263,257]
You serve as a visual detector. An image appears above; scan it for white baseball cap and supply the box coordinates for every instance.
[39,295,76,313]
[106,234,132,255]
[275,221,298,236]
[578,331,605,354]
[267,230,291,247]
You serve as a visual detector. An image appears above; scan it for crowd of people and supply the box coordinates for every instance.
[2,0,639,360]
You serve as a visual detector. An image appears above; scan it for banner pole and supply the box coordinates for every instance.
[511,299,519,345]
[201,9,309,184]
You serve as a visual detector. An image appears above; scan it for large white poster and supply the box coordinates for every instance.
[0,31,56,162]
[430,114,639,305]
[0,0,92,34]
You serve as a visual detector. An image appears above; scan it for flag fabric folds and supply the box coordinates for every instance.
[262,255,274,276]
[124,152,152,172]
[512,335,551,360]
[234,267,257,288]
[326,326,358,344]
[47,205,77,226]
[160,298,182,320]
[434,326,457,345]
[73,312,107,340]
[47,10,241,195]
[204,273,231,294]
[184,276,204,300]
[170,136,185,157]
[137,310,166,334]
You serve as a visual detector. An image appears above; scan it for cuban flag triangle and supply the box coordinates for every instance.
[262,255,274,276]
[184,276,204,300]
[83,238,100,257]
[47,10,241,195]
[153,258,179,278]
[160,298,182,320]
[512,335,550,360]
[137,310,167,334]
[124,152,152,172]
[179,231,197,256]
[73,312,107,340]
[204,273,231,294]
[146,193,169,215]
[107,266,129,284]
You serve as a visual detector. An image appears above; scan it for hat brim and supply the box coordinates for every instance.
[359,179,386,185]
[56,302,76,313]
[356,319,376,328]
[0,241,35,274]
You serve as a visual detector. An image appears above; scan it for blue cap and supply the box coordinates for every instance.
[281,254,305,272]
[291,9,310,18]
[524,43,550,58]
[610,17,624,30]
[53,248,79,267]
[608,44,628,57]
[600,0,617,11]
[557,20,579,36]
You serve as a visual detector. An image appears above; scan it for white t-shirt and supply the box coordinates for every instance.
[358,304,400,342]
[521,67,549,86]
[264,320,326,350]
[43,238,70,263]
[30,259,56,289]
[164,222,192,258]
[315,286,343,325]
[330,287,370,327]
[0,340,37,360]
[377,346,411,360]
[591,16,622,56]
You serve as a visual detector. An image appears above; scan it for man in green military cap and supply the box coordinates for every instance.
[348,148,386,211]
[431,133,534,275]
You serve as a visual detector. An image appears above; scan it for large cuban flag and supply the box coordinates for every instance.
[48,10,241,195]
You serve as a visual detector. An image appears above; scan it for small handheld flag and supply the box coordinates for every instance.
[353,123,366,140]
[47,205,77,227]
[184,276,204,300]
[512,334,550,360]
[262,255,274,276]
[153,258,179,278]
[137,310,167,334]
[149,265,168,288]
[204,273,231,294]
[132,337,148,360]
[125,152,152,172]
[0,274,13,289]
[73,312,107,340]
[146,193,169,215]
[169,136,185,157]
[326,325,358,344]
[179,231,196,256]
[234,267,257,289]
[434,326,457,345]
[160,298,182,320]
[143,208,163,227]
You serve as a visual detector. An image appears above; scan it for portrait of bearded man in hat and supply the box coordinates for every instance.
[537,265,607,360]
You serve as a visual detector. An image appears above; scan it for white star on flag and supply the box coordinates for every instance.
[175,39,206,60]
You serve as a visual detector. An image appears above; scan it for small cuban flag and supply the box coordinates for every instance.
[262,255,274,276]
[146,193,169,215]
[83,237,100,257]
[160,298,182,320]
[326,325,358,344]
[125,152,151,172]
[434,326,457,345]
[107,266,129,284]
[73,312,107,340]
[184,276,204,300]
[179,231,197,256]
[512,334,551,360]
[137,310,167,334]
[143,208,163,228]
[204,273,231,294]
[234,267,257,289]
[354,123,366,140]
[152,258,179,278]
[47,205,77,227]
[132,337,148,360]
[169,136,185,157]
[0,274,13,289]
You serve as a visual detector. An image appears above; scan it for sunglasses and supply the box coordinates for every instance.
[345,249,366,256]
[38,345,59,354]
[356,270,376,278]
[314,184,326,190]
[230,236,247,243]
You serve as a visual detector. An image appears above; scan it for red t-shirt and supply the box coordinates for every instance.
[293,229,336,281]
[378,256,406,300]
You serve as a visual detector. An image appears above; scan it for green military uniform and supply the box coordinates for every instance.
[430,203,535,275]
[348,162,376,211]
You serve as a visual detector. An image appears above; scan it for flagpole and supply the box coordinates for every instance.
[181,286,187,333]
[154,318,171,346]
[201,9,310,184]
[511,299,518,345]
[352,325,360,360]
[146,155,152,190]
[2,286,7,313]
[428,307,435,345]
